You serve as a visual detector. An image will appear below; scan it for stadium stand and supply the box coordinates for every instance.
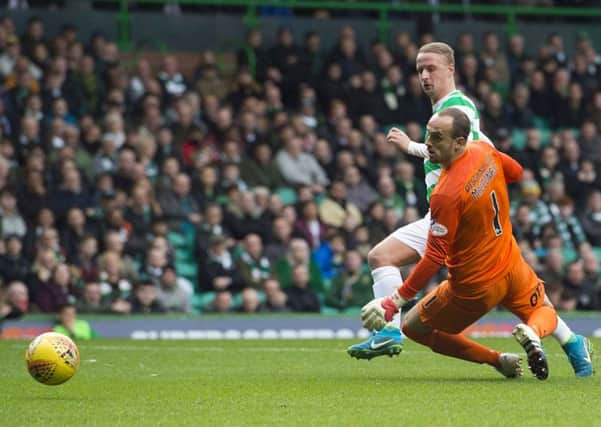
[0,1,600,320]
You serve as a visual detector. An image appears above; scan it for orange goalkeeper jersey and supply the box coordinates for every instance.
[425,141,524,291]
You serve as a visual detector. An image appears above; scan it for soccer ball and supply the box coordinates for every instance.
[25,332,80,385]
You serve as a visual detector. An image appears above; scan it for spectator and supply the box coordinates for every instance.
[512,204,539,249]
[554,197,587,251]
[102,230,139,280]
[17,169,50,225]
[34,262,73,313]
[238,287,261,313]
[236,233,271,290]
[375,174,405,221]
[284,264,320,313]
[198,235,244,293]
[527,70,551,121]
[394,160,428,216]
[580,190,601,246]
[60,207,91,261]
[206,290,234,314]
[2,280,28,318]
[275,135,329,191]
[536,146,562,189]
[325,250,372,311]
[481,91,511,139]
[259,277,288,312]
[239,143,283,190]
[158,55,187,105]
[0,188,26,238]
[581,249,601,289]
[129,279,165,314]
[50,167,90,222]
[560,261,599,311]
[158,172,201,233]
[195,203,231,257]
[195,62,228,102]
[97,250,133,302]
[539,249,565,289]
[139,246,168,283]
[294,200,327,250]
[343,165,376,214]
[76,281,110,314]
[515,177,552,238]
[264,215,293,263]
[191,165,219,210]
[124,183,160,256]
[326,26,366,80]
[577,121,601,164]
[237,28,270,82]
[155,265,193,313]
[268,26,303,107]
[274,237,324,293]
[0,235,29,283]
[223,190,271,241]
[506,83,535,129]
[318,180,362,230]
[313,231,346,280]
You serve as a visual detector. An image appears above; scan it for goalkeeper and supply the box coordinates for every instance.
[363,108,558,379]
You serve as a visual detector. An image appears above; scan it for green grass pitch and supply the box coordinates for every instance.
[1,338,599,426]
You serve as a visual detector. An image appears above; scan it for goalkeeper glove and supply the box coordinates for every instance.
[360,292,407,331]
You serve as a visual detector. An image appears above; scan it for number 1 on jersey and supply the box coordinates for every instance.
[490,190,503,236]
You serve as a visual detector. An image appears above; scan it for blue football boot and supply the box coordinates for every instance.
[347,324,403,360]
[562,334,594,377]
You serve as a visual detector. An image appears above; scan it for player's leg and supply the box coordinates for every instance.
[544,296,593,377]
[347,216,424,360]
[401,281,522,378]
[502,262,557,380]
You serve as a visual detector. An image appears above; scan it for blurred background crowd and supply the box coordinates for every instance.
[0,3,600,322]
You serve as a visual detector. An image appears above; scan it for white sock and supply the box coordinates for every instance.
[552,316,574,345]
[371,266,403,328]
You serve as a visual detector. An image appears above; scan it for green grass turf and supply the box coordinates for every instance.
[1,338,599,427]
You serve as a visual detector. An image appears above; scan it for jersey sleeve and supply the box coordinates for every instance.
[497,151,523,183]
[397,192,460,300]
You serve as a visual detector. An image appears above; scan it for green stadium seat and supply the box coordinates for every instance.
[562,247,578,264]
[195,292,215,311]
[511,129,526,150]
[539,128,552,146]
[533,116,549,130]
[592,247,601,263]
[275,187,297,206]
[320,306,341,315]
[167,231,188,248]
[175,261,198,282]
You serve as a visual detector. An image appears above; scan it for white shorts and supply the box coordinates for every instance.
[391,211,431,258]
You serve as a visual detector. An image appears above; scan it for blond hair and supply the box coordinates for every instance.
[418,42,455,66]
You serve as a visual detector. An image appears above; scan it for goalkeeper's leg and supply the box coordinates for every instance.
[401,292,513,375]
[543,296,593,377]
[347,234,421,360]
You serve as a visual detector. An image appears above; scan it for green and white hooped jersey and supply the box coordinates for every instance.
[424,89,488,201]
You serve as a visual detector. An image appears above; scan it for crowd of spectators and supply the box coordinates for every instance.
[0,14,600,322]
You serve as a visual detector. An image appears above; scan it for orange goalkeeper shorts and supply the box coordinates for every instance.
[417,257,546,334]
